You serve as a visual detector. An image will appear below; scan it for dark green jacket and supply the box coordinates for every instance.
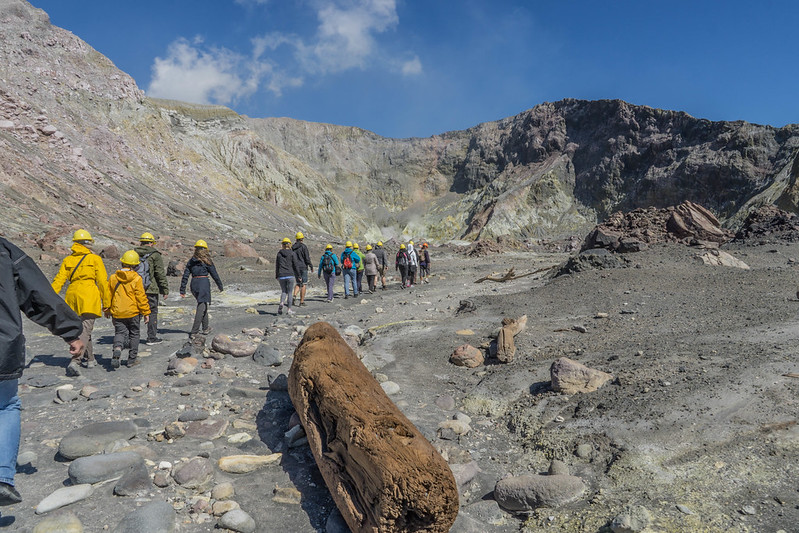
[134,245,169,296]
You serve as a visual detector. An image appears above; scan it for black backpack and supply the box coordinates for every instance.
[397,251,408,267]
[322,253,335,273]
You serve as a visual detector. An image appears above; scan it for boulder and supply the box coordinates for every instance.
[550,357,614,394]
[494,473,585,511]
[450,344,484,368]
[223,240,259,258]
[58,420,137,459]
[211,334,258,357]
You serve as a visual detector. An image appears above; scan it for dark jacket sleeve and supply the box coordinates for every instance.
[8,239,82,341]
[292,253,302,278]
[208,263,223,291]
[179,258,192,294]
[151,250,169,295]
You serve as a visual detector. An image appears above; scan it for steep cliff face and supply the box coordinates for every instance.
[1,0,798,248]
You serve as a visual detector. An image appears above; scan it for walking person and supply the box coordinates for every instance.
[340,241,360,299]
[0,236,84,505]
[407,241,419,287]
[51,229,111,376]
[317,244,340,302]
[106,251,151,369]
[353,243,365,295]
[418,242,431,283]
[291,232,313,307]
[179,240,223,337]
[134,232,169,345]
[395,244,410,289]
[363,244,379,293]
[374,241,388,290]
[276,237,302,315]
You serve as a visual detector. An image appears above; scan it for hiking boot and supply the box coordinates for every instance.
[278,306,283,315]
[201,327,213,335]
[83,359,97,369]
[112,349,122,369]
[299,302,306,307]
[0,482,22,506]
[146,338,164,345]
[287,309,296,316]
[66,361,81,377]
[344,295,349,299]
[127,358,141,368]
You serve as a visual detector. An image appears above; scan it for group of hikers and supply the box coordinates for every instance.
[0,229,431,505]
[274,233,431,315]
[38,229,431,376]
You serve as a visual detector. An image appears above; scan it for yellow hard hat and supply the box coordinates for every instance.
[366,244,372,251]
[121,250,140,266]
[377,241,383,247]
[140,232,155,243]
[345,241,353,248]
[72,229,93,242]
[353,243,359,249]
[282,237,291,244]
[194,239,208,249]
[325,244,333,250]
[296,232,304,240]
[409,240,414,245]
[400,244,406,249]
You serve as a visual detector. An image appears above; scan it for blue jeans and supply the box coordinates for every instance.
[0,379,20,486]
[342,269,357,296]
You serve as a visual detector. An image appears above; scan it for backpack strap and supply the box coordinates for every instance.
[68,254,88,283]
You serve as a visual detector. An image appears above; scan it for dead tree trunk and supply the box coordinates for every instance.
[496,315,528,363]
[288,322,459,533]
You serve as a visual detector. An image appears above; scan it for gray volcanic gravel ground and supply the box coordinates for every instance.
[4,241,799,532]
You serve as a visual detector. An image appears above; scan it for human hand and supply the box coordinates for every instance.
[67,338,85,356]
[180,294,186,298]
[103,309,111,319]
[144,315,150,324]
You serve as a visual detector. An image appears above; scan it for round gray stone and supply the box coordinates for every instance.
[494,473,586,511]
[58,420,137,459]
[218,509,256,533]
[68,451,144,484]
[252,345,283,367]
[115,501,176,533]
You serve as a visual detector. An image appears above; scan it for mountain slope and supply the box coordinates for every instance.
[2,0,798,249]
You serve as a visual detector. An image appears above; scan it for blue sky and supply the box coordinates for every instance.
[30,0,799,139]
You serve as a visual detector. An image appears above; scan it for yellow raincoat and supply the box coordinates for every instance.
[107,269,150,319]
[52,243,111,318]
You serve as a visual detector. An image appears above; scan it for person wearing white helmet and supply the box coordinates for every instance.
[179,240,223,337]
[106,251,151,369]
[291,232,313,307]
[134,232,169,345]
[52,229,111,376]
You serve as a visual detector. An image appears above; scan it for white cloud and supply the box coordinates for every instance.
[310,0,399,73]
[147,39,271,105]
[147,0,418,106]
[401,56,423,76]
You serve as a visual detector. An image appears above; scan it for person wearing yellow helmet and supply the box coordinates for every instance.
[52,229,111,376]
[291,232,313,307]
[106,251,151,369]
[395,244,410,289]
[340,241,361,298]
[352,243,365,294]
[276,237,302,315]
[317,244,340,302]
[134,232,169,345]
[179,240,223,337]
[374,241,388,290]
[362,244,379,293]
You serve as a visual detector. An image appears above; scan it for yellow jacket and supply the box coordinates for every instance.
[108,269,150,319]
[52,243,111,318]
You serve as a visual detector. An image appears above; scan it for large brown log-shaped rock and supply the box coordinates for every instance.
[289,322,459,533]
